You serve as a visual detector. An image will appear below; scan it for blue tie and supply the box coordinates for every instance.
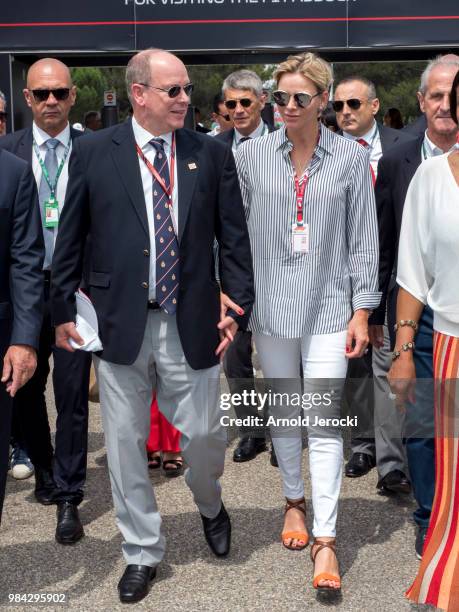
[150,138,179,315]
[38,138,59,270]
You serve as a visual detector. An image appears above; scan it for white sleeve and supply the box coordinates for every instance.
[396,163,434,304]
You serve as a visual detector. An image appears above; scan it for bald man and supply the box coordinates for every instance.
[51,49,253,602]
[0,58,91,545]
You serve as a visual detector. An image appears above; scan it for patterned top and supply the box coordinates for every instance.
[235,125,381,338]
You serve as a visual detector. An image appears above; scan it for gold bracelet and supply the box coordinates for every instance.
[392,341,415,361]
[393,319,418,333]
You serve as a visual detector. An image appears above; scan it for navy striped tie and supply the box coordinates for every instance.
[150,138,179,315]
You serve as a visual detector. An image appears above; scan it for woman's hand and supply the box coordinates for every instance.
[345,310,370,358]
[388,353,416,408]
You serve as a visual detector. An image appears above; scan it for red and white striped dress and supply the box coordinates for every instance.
[406,332,459,611]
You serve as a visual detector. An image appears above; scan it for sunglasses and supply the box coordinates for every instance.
[139,83,194,98]
[224,98,253,110]
[332,99,365,112]
[31,88,71,102]
[272,90,320,108]
[0,112,7,121]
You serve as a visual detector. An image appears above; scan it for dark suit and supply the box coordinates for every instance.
[50,118,254,565]
[217,123,275,437]
[0,125,91,505]
[373,134,435,528]
[344,123,415,478]
[0,149,44,522]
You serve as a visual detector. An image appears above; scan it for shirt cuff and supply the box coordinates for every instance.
[352,292,382,312]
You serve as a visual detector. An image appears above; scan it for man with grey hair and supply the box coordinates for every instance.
[217,69,276,464]
[373,53,459,559]
[0,90,7,136]
[51,48,254,603]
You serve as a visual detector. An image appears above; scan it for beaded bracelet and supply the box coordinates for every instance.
[393,319,418,333]
[392,341,415,361]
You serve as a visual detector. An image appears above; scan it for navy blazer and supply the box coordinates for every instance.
[0,125,84,163]
[0,149,44,352]
[51,120,254,369]
[216,122,275,147]
[371,135,424,328]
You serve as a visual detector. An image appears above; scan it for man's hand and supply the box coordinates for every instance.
[55,322,84,352]
[346,310,370,359]
[1,345,37,397]
[369,324,384,349]
[388,353,416,409]
[216,292,243,361]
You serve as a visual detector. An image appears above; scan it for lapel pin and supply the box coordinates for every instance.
[188,162,197,170]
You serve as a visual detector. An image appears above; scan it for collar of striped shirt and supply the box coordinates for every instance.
[275,124,334,156]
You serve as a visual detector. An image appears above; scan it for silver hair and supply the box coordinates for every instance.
[222,70,263,97]
[420,54,459,94]
[0,89,6,108]
[125,48,162,103]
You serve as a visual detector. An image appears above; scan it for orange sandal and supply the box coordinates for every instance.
[310,538,341,592]
[281,497,309,551]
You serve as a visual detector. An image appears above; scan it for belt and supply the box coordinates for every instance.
[147,300,161,310]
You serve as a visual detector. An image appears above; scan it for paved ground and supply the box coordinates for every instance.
[0,383,433,612]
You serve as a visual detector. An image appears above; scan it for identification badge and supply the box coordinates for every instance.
[292,223,309,254]
[44,198,59,228]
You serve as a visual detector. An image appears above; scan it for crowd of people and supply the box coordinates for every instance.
[0,48,458,610]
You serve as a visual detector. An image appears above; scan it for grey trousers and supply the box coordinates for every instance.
[94,311,225,567]
[346,324,407,478]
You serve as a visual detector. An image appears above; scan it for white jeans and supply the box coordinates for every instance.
[253,330,348,537]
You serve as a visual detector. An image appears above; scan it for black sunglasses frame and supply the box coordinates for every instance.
[272,90,321,109]
[138,83,194,98]
[332,98,365,112]
[31,88,71,102]
[217,112,231,121]
[224,98,253,110]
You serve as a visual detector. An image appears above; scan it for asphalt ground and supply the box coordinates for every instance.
[0,380,434,612]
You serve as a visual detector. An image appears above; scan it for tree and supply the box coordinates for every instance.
[70,67,108,124]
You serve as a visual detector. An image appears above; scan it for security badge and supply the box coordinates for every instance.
[292,223,309,254]
[44,196,59,228]
[188,162,197,170]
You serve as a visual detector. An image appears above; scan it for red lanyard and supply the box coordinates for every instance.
[294,174,308,227]
[136,132,176,204]
[293,132,320,227]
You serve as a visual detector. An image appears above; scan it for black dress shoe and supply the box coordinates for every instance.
[345,453,375,478]
[34,467,57,505]
[118,565,156,604]
[201,503,231,557]
[55,501,84,544]
[415,525,428,560]
[377,470,411,495]
[233,436,266,462]
[270,444,278,468]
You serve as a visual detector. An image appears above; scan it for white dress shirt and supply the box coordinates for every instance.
[342,120,382,179]
[422,130,457,160]
[32,122,72,249]
[131,116,179,301]
[232,120,268,154]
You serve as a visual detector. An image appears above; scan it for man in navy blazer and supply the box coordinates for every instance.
[0,58,91,545]
[51,49,254,603]
[0,149,44,523]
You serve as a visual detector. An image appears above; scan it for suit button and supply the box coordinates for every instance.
[143,249,149,256]
[141,282,148,289]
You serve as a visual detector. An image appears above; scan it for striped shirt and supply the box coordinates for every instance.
[235,125,381,338]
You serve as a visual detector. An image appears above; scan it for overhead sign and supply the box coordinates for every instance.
[0,0,458,53]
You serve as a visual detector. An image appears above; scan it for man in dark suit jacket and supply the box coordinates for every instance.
[0,58,91,544]
[51,49,254,603]
[372,55,459,558]
[0,149,44,524]
[333,75,414,493]
[217,69,276,464]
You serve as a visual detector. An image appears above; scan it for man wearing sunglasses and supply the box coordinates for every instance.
[0,58,91,545]
[333,77,413,495]
[208,93,233,137]
[217,70,276,465]
[51,49,253,603]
